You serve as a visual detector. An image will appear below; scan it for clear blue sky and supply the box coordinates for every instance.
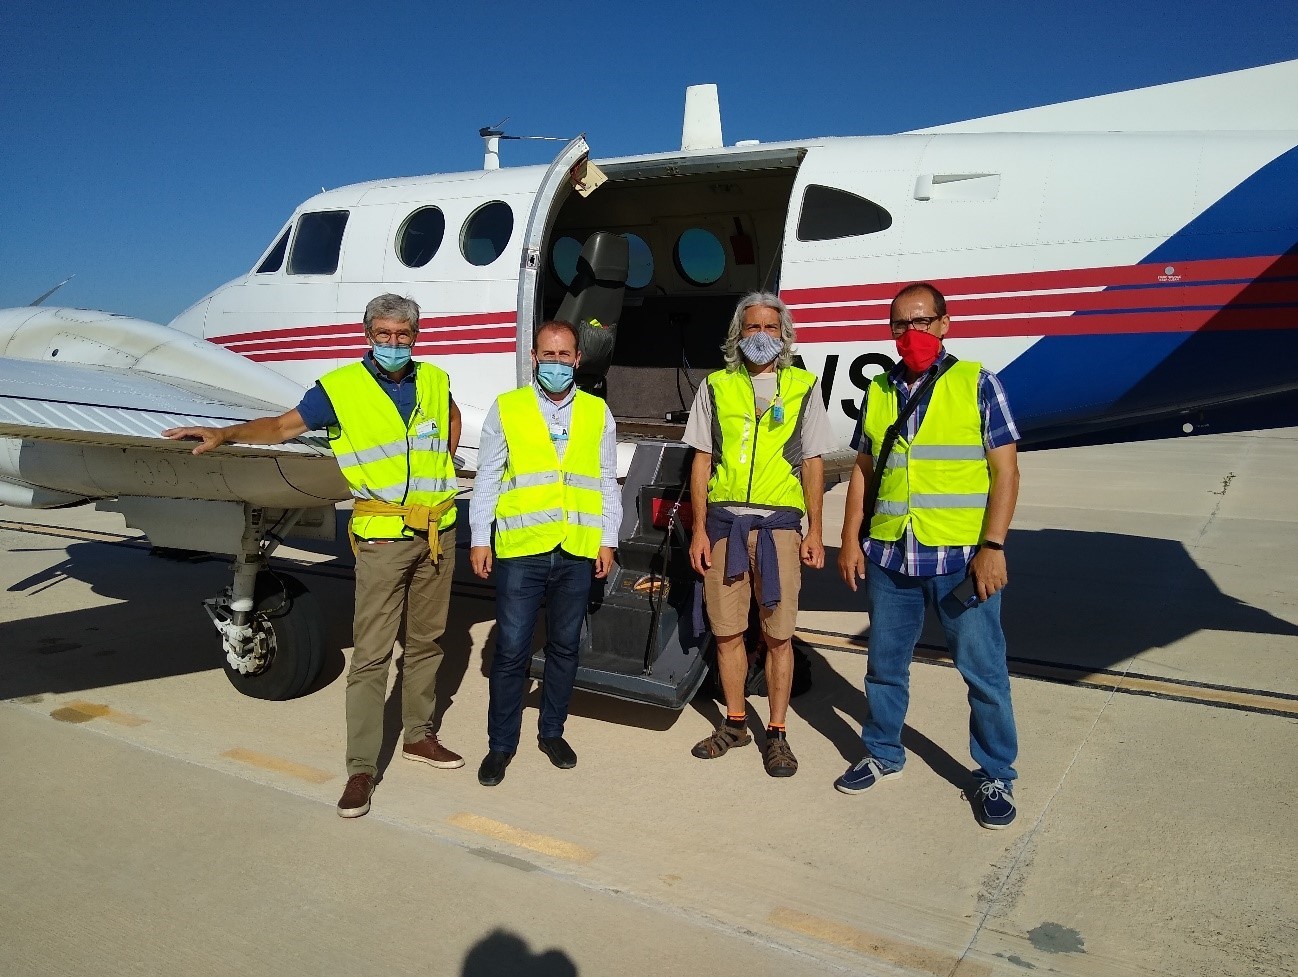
[2,0,1294,324]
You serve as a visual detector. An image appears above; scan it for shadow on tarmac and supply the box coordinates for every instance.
[461,929,577,977]
[797,528,1298,674]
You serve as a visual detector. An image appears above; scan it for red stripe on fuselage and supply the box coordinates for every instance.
[780,256,1298,307]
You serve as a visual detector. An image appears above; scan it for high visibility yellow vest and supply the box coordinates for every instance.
[862,361,989,546]
[319,361,458,540]
[494,386,606,559]
[705,366,816,512]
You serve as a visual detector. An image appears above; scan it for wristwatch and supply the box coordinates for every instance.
[981,540,1004,551]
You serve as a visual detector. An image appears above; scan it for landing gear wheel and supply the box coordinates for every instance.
[221,571,324,700]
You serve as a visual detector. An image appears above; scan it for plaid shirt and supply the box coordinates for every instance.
[849,351,1019,578]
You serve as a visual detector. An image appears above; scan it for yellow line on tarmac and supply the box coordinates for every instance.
[49,700,148,727]
[448,812,596,864]
[768,907,991,977]
[221,747,335,785]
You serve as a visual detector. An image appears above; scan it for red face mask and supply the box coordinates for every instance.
[895,328,942,374]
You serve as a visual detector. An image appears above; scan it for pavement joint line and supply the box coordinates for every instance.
[947,656,1135,977]
[768,907,991,977]
[447,812,597,864]
[797,628,1298,717]
[221,747,336,784]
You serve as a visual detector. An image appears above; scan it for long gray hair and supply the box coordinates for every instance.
[721,292,796,371]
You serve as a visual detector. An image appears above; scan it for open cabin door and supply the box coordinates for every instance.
[514,136,594,385]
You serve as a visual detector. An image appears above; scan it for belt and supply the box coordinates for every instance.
[350,498,456,562]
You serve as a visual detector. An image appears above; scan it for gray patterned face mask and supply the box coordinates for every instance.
[738,331,782,365]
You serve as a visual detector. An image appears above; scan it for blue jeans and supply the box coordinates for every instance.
[862,563,1018,783]
[488,548,592,754]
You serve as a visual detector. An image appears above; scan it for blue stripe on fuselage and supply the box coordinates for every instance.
[999,145,1298,434]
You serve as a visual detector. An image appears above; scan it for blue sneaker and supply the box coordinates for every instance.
[973,778,1016,829]
[834,757,902,795]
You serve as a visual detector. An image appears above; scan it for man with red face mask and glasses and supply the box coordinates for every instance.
[836,282,1022,829]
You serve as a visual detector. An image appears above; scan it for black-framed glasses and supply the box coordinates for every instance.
[370,330,415,347]
[889,315,942,335]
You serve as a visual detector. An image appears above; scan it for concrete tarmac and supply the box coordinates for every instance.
[2,427,1296,976]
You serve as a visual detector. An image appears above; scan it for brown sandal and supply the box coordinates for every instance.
[691,724,752,759]
[763,734,798,778]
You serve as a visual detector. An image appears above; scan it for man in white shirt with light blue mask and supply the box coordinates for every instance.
[469,320,621,786]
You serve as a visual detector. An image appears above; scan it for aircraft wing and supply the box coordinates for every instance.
[0,357,327,454]
[0,356,348,509]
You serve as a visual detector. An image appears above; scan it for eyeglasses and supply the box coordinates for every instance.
[370,330,415,347]
[889,315,943,335]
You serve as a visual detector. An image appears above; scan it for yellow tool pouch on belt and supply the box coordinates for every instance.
[349,498,457,562]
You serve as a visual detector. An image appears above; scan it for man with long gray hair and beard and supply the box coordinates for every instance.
[682,292,833,777]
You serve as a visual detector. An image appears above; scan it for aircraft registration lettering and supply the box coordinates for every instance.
[818,352,897,421]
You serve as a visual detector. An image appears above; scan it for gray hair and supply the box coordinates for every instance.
[363,293,421,332]
[722,292,796,371]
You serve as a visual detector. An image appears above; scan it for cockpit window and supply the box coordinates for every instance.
[288,210,349,275]
[256,226,290,274]
[396,206,446,268]
[461,201,514,266]
[797,185,892,241]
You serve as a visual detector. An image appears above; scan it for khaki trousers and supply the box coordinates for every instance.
[346,525,456,776]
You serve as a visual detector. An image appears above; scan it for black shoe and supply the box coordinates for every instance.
[477,750,512,786]
[538,736,577,769]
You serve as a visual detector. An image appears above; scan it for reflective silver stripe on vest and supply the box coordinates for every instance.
[355,483,407,503]
[874,452,907,469]
[408,477,459,495]
[909,445,987,461]
[333,437,410,469]
[562,472,602,491]
[909,493,988,508]
[497,508,565,532]
[411,438,449,455]
[565,510,601,528]
[874,500,909,516]
[503,470,562,493]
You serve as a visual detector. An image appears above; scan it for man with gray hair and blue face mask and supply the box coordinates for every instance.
[164,292,466,819]
[682,292,833,778]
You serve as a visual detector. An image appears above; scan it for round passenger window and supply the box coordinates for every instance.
[396,207,445,268]
[673,228,725,287]
[625,233,653,289]
[551,235,583,286]
[460,201,514,266]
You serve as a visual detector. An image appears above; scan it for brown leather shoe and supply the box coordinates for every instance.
[337,773,374,818]
[402,734,465,769]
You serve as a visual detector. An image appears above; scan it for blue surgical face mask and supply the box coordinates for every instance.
[372,343,412,372]
[738,331,783,366]
[536,361,575,393]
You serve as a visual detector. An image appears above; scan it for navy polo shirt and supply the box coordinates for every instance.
[296,353,422,429]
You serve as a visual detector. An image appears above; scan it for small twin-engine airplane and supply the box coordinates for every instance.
[2,60,1295,706]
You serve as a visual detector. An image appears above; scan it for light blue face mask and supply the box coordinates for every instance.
[372,343,412,372]
[738,331,782,366]
[536,361,575,393]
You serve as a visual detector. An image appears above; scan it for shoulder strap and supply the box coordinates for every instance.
[861,353,959,531]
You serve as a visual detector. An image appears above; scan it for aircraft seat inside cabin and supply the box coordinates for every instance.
[555,231,629,398]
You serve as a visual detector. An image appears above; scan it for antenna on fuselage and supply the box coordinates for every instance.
[29,275,75,307]
[479,118,569,170]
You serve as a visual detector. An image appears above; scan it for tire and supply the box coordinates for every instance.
[221,571,324,701]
